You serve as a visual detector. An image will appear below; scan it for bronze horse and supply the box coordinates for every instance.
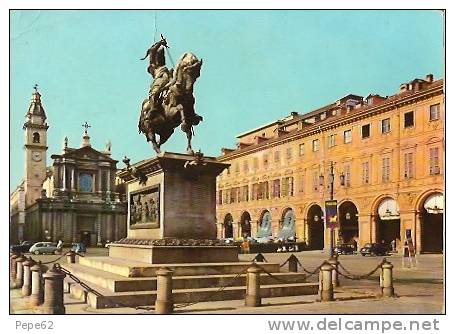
[138,52,203,155]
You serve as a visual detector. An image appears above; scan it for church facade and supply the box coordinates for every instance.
[10,88,127,245]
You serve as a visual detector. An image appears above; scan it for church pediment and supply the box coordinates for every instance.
[61,146,115,162]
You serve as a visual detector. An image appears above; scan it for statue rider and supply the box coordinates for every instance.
[140,35,173,120]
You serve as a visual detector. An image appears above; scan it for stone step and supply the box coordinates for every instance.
[62,263,308,292]
[78,256,280,277]
[66,277,319,309]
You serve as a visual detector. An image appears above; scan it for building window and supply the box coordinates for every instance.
[312,171,319,192]
[381,118,391,133]
[241,185,249,202]
[298,173,305,193]
[328,134,336,147]
[243,160,249,173]
[274,151,281,164]
[286,147,293,160]
[217,190,222,205]
[343,163,351,187]
[429,147,440,175]
[362,162,370,184]
[344,129,352,144]
[253,157,259,170]
[404,111,414,128]
[32,132,40,143]
[263,154,269,169]
[404,152,414,179]
[281,177,294,197]
[361,124,370,139]
[312,139,319,152]
[299,143,305,156]
[272,179,281,198]
[430,104,440,121]
[382,157,391,183]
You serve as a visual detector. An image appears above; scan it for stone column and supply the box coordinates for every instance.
[96,214,102,245]
[155,268,174,314]
[62,163,67,190]
[72,213,78,243]
[245,266,261,307]
[271,219,281,238]
[250,220,258,238]
[107,169,111,192]
[70,167,76,191]
[415,212,423,254]
[233,221,240,239]
[98,169,102,193]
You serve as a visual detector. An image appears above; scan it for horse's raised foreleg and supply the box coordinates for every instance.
[185,128,194,155]
[149,131,161,154]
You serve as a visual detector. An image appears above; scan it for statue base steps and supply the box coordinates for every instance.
[63,260,317,309]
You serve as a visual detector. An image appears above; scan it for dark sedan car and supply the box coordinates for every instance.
[360,243,389,256]
[10,241,35,253]
[334,244,356,255]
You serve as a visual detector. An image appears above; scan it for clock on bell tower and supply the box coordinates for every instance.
[23,85,49,208]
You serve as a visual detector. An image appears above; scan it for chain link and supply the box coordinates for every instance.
[331,258,386,280]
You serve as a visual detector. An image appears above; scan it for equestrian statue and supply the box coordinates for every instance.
[138,34,203,155]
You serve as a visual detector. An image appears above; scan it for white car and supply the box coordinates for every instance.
[29,242,62,255]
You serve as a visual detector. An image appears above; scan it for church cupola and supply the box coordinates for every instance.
[81,121,91,147]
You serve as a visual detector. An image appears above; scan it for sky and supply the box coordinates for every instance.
[9,10,444,191]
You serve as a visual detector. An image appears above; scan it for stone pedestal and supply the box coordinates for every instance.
[111,152,233,264]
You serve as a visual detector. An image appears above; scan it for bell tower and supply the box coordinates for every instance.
[23,85,48,208]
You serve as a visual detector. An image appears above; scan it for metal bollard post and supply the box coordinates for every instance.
[21,257,36,297]
[288,254,298,273]
[319,262,334,301]
[30,261,47,306]
[155,267,174,314]
[327,256,340,287]
[42,264,66,314]
[66,250,77,264]
[13,255,27,289]
[380,260,395,297]
[10,253,20,287]
[245,265,261,307]
[254,253,266,262]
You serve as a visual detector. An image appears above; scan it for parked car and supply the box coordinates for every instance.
[360,243,389,256]
[71,242,87,253]
[29,242,62,255]
[333,243,356,255]
[10,241,35,253]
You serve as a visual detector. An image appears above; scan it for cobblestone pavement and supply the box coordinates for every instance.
[10,250,444,314]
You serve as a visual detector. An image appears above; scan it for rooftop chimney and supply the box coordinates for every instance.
[426,74,434,83]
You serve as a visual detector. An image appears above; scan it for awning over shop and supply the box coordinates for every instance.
[424,193,444,214]
[378,198,400,220]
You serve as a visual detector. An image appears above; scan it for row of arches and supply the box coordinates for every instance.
[221,191,443,253]
[223,208,296,240]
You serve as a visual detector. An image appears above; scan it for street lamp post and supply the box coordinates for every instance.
[320,161,345,257]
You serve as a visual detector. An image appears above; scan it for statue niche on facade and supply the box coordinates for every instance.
[138,34,203,155]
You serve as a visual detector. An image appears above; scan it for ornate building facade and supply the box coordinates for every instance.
[216,74,444,254]
[10,88,127,245]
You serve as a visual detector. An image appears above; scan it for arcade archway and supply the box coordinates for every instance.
[421,192,443,253]
[376,197,401,246]
[240,211,251,238]
[338,201,359,244]
[307,204,324,250]
[278,208,296,239]
[223,213,233,238]
[257,210,272,238]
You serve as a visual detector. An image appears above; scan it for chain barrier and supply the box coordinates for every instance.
[279,257,290,268]
[332,258,387,280]
[295,258,325,279]
[55,264,154,311]
[174,267,249,309]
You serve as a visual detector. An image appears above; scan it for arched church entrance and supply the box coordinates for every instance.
[421,192,443,253]
[338,201,359,244]
[240,211,251,238]
[376,197,401,246]
[307,204,324,250]
[223,213,233,238]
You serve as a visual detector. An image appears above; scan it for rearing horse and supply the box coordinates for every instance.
[138,52,203,155]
